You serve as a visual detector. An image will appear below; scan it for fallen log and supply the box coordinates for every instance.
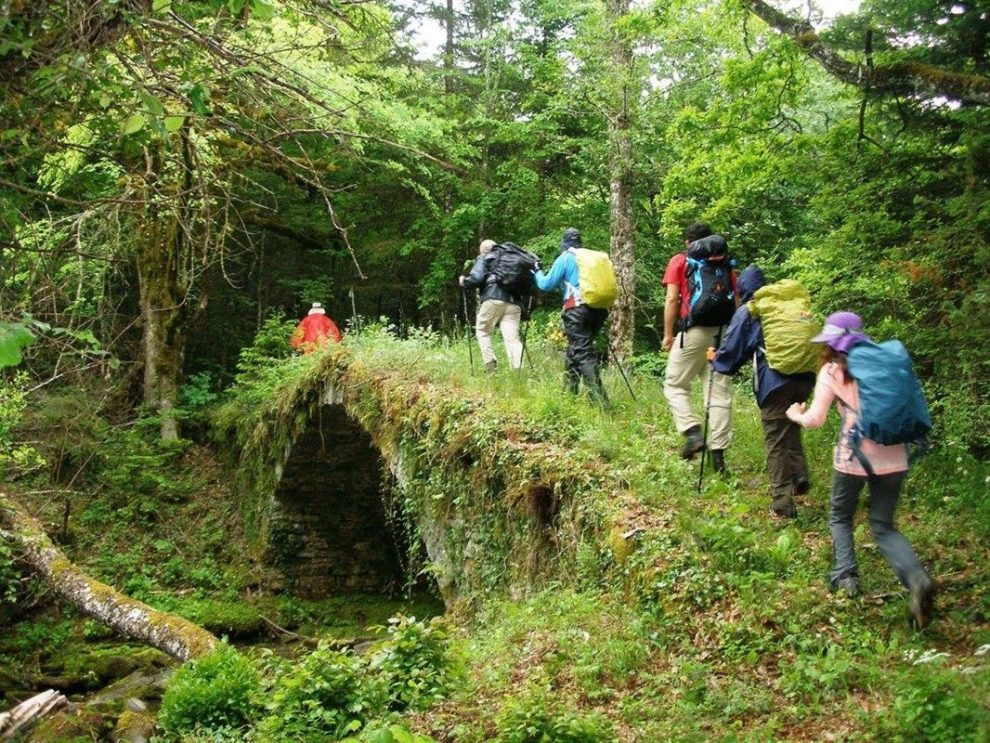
[0,491,218,662]
[0,689,67,741]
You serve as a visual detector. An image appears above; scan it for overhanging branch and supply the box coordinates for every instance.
[745,0,990,106]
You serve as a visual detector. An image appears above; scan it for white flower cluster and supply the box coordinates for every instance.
[902,648,950,666]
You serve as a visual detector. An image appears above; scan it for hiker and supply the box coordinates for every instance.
[459,239,524,372]
[290,302,342,353]
[534,227,608,405]
[661,222,737,472]
[710,265,816,517]
[786,312,935,627]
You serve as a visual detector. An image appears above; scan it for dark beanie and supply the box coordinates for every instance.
[560,227,582,252]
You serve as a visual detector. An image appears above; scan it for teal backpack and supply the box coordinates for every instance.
[846,339,932,476]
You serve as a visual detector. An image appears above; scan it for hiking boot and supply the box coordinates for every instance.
[794,477,811,496]
[709,449,728,475]
[836,576,860,598]
[769,499,797,519]
[907,573,935,630]
[484,360,497,374]
[680,426,704,460]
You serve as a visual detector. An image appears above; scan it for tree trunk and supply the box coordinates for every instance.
[605,0,637,364]
[137,220,185,441]
[0,491,218,662]
[444,0,455,95]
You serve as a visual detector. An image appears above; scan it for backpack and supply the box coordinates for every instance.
[490,242,539,296]
[846,339,932,476]
[683,235,735,329]
[571,248,618,309]
[747,279,820,375]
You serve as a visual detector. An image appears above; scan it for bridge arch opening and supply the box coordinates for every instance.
[267,404,408,598]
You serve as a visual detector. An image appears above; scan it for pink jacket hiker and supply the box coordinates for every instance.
[789,361,908,477]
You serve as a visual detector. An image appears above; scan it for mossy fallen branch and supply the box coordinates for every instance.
[0,491,217,662]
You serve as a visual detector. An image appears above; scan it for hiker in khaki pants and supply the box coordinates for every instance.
[661,222,737,473]
[460,239,523,372]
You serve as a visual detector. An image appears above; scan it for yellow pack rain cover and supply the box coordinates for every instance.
[574,248,618,309]
[748,279,820,375]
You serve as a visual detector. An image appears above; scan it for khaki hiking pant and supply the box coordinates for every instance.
[476,299,523,369]
[663,325,733,450]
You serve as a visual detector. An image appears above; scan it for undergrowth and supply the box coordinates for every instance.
[2,320,987,740]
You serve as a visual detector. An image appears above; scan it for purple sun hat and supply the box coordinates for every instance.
[811,311,869,353]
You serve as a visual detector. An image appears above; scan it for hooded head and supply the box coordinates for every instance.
[479,239,496,255]
[560,227,582,253]
[308,302,326,316]
[736,265,766,304]
[811,311,868,354]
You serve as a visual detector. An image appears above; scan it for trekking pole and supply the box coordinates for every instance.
[607,342,637,401]
[519,296,534,370]
[697,329,723,494]
[348,287,359,334]
[461,286,474,374]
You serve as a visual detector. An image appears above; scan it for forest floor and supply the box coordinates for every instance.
[2,330,988,741]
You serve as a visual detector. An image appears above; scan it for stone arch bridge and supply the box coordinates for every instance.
[218,350,635,608]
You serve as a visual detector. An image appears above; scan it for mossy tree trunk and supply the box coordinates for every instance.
[0,491,217,662]
[136,129,207,441]
[137,216,186,442]
[606,0,637,364]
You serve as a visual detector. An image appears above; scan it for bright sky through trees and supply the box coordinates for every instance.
[409,0,864,58]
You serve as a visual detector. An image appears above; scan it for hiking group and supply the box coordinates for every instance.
[459,223,935,630]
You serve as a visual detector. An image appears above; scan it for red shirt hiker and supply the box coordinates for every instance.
[290,303,342,352]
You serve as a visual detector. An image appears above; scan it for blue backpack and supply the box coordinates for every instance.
[683,234,736,330]
[846,339,932,476]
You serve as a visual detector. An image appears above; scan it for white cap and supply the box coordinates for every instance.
[308,302,326,315]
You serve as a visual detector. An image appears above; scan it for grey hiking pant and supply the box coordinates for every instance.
[828,470,928,590]
[761,380,814,513]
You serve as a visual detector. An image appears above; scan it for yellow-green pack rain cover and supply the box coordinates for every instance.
[574,249,618,309]
[748,279,820,375]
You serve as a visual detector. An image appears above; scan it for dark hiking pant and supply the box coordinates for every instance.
[562,305,608,403]
[760,379,814,514]
[828,470,928,590]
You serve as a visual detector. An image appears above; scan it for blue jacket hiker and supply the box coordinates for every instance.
[535,228,609,405]
[713,265,815,518]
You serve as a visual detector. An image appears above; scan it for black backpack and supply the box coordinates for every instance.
[682,234,735,329]
[490,242,539,296]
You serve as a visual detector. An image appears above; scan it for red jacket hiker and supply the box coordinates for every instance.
[290,302,342,352]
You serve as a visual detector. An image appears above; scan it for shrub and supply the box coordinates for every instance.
[0,371,44,479]
[494,684,616,742]
[341,722,438,743]
[157,641,261,741]
[869,664,990,742]
[368,615,458,711]
[0,541,20,605]
[254,642,383,741]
